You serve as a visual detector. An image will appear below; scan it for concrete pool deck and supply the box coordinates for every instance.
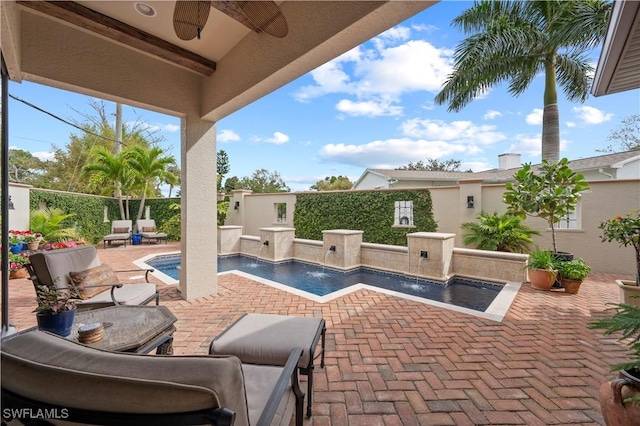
[5,242,634,425]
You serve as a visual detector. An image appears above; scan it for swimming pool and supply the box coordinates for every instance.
[142,254,517,320]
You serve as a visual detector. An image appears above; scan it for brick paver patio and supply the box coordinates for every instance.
[4,242,634,425]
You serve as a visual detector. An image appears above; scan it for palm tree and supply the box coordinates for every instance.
[434,0,610,162]
[127,146,178,221]
[82,146,130,219]
[461,211,540,253]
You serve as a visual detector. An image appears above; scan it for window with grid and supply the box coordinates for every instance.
[557,200,581,229]
[275,203,287,223]
[394,201,414,227]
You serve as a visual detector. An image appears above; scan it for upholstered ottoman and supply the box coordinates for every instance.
[210,313,326,418]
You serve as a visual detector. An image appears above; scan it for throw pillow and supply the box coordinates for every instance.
[113,227,129,233]
[69,264,119,300]
[142,227,156,233]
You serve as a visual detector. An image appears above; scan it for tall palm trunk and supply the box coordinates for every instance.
[542,59,560,162]
[136,183,148,221]
[116,183,126,220]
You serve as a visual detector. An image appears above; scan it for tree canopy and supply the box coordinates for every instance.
[226,169,290,193]
[434,0,610,162]
[310,175,353,191]
[396,158,470,172]
[598,115,640,153]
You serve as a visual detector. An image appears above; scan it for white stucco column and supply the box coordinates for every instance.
[180,114,218,300]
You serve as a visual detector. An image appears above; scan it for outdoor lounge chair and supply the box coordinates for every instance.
[1,330,304,426]
[26,245,159,312]
[135,219,168,244]
[103,220,133,248]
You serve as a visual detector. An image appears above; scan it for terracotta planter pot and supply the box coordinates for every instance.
[561,278,582,294]
[616,279,640,307]
[599,369,640,426]
[9,268,29,279]
[27,242,40,251]
[528,269,557,291]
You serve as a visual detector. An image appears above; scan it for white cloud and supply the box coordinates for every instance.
[566,121,576,128]
[525,109,543,125]
[462,161,493,172]
[318,138,475,168]
[336,99,403,117]
[572,106,613,125]
[265,132,290,145]
[412,23,438,34]
[32,151,55,161]
[507,134,570,158]
[400,118,506,145]
[218,129,240,142]
[162,123,180,132]
[294,35,453,102]
[484,110,502,120]
[127,121,179,133]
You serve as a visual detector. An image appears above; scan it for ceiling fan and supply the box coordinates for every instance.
[173,1,288,41]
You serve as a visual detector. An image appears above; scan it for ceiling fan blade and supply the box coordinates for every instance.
[174,1,211,41]
[211,0,288,38]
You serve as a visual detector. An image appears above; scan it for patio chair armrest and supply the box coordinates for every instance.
[115,268,155,283]
[255,347,304,426]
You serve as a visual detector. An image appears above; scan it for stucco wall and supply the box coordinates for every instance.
[6,183,31,231]
[225,179,639,275]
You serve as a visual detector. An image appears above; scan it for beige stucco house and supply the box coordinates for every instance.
[352,151,640,190]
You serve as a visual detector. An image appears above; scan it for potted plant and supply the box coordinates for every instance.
[526,247,558,291]
[504,158,590,257]
[23,231,43,251]
[600,210,640,306]
[461,211,540,253]
[558,257,591,294]
[34,284,77,337]
[8,233,24,254]
[589,302,640,425]
[9,253,30,279]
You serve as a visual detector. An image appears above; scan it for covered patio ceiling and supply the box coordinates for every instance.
[1,0,437,303]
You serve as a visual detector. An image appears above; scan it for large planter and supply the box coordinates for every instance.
[528,269,557,291]
[36,309,76,337]
[27,241,40,251]
[561,278,582,295]
[599,369,640,426]
[616,280,640,308]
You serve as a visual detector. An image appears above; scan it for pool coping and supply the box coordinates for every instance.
[135,252,522,322]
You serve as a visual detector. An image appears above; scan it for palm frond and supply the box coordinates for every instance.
[555,51,592,103]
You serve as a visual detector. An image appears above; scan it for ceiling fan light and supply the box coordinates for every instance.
[135,2,156,17]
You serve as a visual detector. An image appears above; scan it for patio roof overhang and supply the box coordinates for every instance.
[591,0,640,96]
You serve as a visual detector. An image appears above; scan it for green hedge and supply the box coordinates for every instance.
[293,190,437,245]
[30,190,180,244]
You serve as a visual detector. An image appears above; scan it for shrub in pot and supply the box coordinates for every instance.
[558,257,591,294]
[589,302,640,425]
[526,248,558,291]
[34,284,77,337]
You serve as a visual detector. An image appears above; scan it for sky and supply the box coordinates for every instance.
[7,1,640,193]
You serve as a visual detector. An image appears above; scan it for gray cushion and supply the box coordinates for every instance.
[210,314,323,368]
[29,246,101,289]
[1,330,250,425]
[243,363,296,426]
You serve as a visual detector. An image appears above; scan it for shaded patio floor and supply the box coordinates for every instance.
[5,242,634,425]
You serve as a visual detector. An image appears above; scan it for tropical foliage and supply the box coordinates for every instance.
[396,158,470,172]
[29,207,79,243]
[503,158,589,253]
[434,0,610,161]
[461,211,539,253]
[599,210,640,286]
[310,176,353,191]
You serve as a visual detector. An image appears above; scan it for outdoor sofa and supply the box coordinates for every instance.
[1,330,304,426]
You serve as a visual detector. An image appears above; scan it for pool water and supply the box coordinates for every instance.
[147,255,503,312]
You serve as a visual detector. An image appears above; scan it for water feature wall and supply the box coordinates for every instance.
[218,226,528,283]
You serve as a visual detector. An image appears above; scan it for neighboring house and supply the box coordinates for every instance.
[352,151,640,190]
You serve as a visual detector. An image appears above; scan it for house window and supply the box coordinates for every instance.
[275,203,287,223]
[557,199,582,230]
[394,201,414,227]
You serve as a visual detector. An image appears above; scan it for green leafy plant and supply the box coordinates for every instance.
[526,248,558,271]
[33,284,76,315]
[9,253,29,271]
[504,158,590,253]
[558,257,591,281]
[589,302,640,407]
[29,207,78,243]
[600,210,640,286]
[159,203,181,241]
[461,211,540,253]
